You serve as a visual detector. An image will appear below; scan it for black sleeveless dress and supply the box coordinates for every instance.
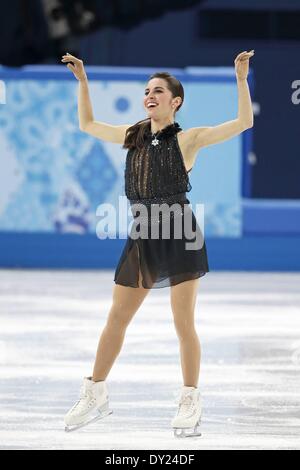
[114,121,209,289]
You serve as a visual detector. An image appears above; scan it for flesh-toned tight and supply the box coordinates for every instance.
[92,268,200,388]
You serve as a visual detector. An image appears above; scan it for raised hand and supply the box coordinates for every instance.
[234,50,255,80]
[61,53,87,81]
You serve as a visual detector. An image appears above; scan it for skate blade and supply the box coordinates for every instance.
[65,409,113,433]
[173,419,202,438]
[173,427,202,438]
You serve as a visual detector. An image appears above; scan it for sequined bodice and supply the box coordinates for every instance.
[125,122,192,200]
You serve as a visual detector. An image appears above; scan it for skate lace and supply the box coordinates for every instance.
[72,385,96,412]
[174,391,197,418]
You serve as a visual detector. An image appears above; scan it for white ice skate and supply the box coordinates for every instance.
[64,377,113,432]
[171,386,202,438]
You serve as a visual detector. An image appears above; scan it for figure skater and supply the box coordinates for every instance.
[61,49,254,437]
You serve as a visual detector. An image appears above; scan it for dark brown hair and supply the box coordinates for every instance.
[122,72,184,151]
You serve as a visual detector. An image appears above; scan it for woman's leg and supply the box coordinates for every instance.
[170,278,200,388]
[92,268,151,381]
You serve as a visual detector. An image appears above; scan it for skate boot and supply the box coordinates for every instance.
[64,377,112,432]
[171,385,202,438]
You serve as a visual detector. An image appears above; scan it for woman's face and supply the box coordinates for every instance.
[143,78,181,119]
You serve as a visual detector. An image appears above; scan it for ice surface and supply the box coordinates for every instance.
[0,270,300,450]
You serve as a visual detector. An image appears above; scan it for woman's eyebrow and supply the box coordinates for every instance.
[145,86,164,91]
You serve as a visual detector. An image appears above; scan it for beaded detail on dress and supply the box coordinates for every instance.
[114,121,209,289]
[125,121,192,200]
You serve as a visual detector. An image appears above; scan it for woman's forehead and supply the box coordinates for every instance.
[145,78,167,90]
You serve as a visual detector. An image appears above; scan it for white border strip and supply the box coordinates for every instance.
[0,80,6,104]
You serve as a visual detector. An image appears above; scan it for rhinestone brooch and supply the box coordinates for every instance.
[151,136,160,146]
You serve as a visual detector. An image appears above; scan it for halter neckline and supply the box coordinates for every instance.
[146,121,182,139]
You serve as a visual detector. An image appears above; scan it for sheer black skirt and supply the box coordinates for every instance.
[114,195,209,289]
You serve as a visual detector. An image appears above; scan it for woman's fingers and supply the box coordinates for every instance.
[61,53,82,64]
[235,51,248,62]
[236,50,254,58]
[235,50,254,63]
[63,53,80,60]
[241,50,254,59]
[240,53,254,62]
[236,50,247,60]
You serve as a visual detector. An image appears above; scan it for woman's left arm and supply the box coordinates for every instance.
[187,50,255,151]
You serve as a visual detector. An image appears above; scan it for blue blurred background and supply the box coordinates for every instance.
[0,0,300,271]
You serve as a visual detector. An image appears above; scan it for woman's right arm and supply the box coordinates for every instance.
[61,53,131,144]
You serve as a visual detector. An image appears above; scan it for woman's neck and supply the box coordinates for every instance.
[151,119,175,134]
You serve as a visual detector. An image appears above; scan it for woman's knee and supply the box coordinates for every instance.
[173,314,197,340]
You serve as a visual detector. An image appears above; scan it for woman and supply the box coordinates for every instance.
[61,50,254,437]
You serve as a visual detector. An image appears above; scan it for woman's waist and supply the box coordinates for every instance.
[128,192,189,207]
[128,193,191,226]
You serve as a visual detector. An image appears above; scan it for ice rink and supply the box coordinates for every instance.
[0,269,299,450]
